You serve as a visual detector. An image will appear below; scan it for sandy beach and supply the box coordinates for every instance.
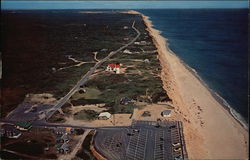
[129,10,249,159]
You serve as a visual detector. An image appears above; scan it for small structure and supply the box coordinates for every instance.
[1,124,22,139]
[123,49,132,54]
[79,88,86,94]
[120,97,132,105]
[123,26,128,29]
[98,112,111,120]
[144,59,150,63]
[123,37,129,41]
[142,111,151,117]
[134,42,140,45]
[15,121,32,131]
[56,133,69,143]
[106,63,120,74]
[101,48,108,52]
[140,41,147,45]
[54,127,74,135]
[57,143,70,154]
[161,110,172,117]
[52,67,56,72]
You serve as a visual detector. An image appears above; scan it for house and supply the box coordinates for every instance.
[15,121,32,131]
[106,63,120,74]
[56,133,69,143]
[123,49,132,54]
[98,112,111,120]
[54,127,74,135]
[120,97,133,105]
[1,124,22,139]
[161,110,172,117]
[57,143,70,154]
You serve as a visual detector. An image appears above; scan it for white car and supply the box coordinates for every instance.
[174,147,182,152]
[172,142,181,147]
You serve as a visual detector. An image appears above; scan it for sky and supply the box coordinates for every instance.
[1,1,249,10]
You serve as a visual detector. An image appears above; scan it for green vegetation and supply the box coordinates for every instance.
[47,111,66,123]
[71,27,171,114]
[2,10,171,118]
[72,87,101,100]
[74,110,99,121]
[2,10,143,117]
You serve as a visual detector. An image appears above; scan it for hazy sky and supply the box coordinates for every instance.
[1,1,249,10]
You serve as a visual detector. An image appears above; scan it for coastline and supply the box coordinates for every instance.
[131,10,249,159]
[179,54,248,130]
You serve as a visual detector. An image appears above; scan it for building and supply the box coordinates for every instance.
[15,121,32,131]
[54,127,74,135]
[98,112,111,120]
[123,26,128,29]
[57,143,70,154]
[123,49,132,54]
[1,124,22,139]
[106,64,120,74]
[161,110,172,117]
[120,97,133,105]
[56,133,69,143]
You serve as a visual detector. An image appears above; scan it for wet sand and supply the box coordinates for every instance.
[130,10,249,159]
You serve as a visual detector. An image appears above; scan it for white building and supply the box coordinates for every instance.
[123,49,132,54]
[161,110,172,117]
[106,64,121,74]
[98,112,111,120]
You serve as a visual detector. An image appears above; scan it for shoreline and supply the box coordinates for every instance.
[176,53,249,130]
[132,10,249,159]
[121,10,249,130]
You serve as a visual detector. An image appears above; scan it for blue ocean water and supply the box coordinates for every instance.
[138,9,248,125]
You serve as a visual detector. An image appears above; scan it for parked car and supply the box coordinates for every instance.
[172,142,181,147]
[174,147,182,152]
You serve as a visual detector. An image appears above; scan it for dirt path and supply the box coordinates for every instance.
[58,56,95,71]
[93,52,100,62]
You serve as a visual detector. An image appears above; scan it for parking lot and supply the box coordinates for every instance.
[94,120,188,160]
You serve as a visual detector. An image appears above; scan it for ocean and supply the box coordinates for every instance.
[138,9,248,126]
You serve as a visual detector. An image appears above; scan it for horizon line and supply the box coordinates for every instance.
[1,1,249,10]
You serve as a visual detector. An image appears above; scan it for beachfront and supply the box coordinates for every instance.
[129,10,249,159]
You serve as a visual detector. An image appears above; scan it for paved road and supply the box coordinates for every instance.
[46,21,141,120]
[0,119,130,130]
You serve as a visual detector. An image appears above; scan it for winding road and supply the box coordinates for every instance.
[46,21,141,120]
